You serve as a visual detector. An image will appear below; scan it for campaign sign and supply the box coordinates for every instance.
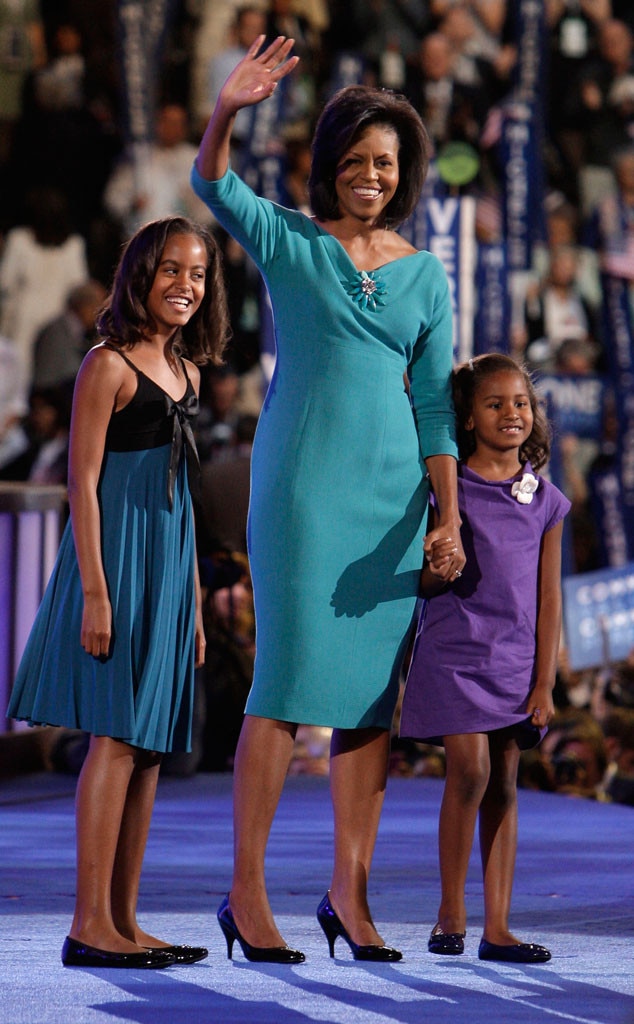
[563,562,634,670]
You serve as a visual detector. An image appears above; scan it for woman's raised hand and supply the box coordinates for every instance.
[220,35,299,113]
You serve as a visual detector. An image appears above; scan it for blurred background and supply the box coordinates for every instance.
[0,0,633,806]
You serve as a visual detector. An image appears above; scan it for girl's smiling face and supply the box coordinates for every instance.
[334,124,400,223]
[146,232,207,336]
[466,371,534,456]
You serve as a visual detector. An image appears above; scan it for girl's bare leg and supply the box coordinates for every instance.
[436,733,490,935]
[110,748,163,946]
[228,714,298,947]
[69,736,148,952]
[479,732,521,945]
[328,726,390,946]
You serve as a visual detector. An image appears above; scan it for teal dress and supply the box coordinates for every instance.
[192,165,457,729]
[7,348,198,753]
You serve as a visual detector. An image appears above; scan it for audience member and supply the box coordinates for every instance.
[196,364,242,463]
[576,18,634,213]
[0,0,46,177]
[0,382,73,485]
[0,185,88,403]
[520,244,597,369]
[207,5,268,152]
[583,143,634,282]
[103,102,214,239]
[200,413,257,554]
[0,333,28,469]
[32,279,106,389]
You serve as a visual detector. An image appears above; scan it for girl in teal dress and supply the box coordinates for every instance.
[7,217,230,968]
[192,36,466,962]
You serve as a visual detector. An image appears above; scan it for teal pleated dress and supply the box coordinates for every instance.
[7,348,198,753]
[192,165,458,729]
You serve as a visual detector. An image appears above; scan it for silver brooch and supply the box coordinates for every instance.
[343,270,387,311]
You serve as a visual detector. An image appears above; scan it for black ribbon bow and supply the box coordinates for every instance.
[164,392,201,511]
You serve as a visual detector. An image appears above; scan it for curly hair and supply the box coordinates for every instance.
[97,217,231,365]
[308,85,430,229]
[452,353,551,471]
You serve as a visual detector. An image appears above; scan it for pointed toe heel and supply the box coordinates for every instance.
[316,893,402,962]
[217,895,305,964]
[428,924,465,955]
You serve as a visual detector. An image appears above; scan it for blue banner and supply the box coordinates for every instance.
[538,374,607,441]
[401,194,476,362]
[239,76,291,204]
[501,0,548,272]
[118,0,176,145]
[588,465,631,568]
[600,273,634,557]
[563,562,634,670]
[473,243,511,354]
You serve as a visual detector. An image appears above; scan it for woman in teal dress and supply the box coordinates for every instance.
[7,217,229,967]
[192,36,466,962]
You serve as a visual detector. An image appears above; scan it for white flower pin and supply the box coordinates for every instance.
[511,472,538,504]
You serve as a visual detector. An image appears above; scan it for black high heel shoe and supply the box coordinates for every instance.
[217,895,306,964]
[316,893,402,962]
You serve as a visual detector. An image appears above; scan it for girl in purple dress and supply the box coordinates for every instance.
[400,353,571,964]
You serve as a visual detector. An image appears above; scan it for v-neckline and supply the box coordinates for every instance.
[310,218,423,275]
[107,344,190,403]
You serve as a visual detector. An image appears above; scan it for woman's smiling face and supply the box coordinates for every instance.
[334,124,400,224]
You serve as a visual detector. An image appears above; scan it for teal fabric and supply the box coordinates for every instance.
[7,445,196,753]
[193,166,457,728]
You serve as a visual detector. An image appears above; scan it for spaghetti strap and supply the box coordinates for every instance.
[102,341,192,388]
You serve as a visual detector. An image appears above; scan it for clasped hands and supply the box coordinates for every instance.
[423,526,466,584]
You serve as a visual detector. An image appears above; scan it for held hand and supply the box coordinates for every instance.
[80,594,112,659]
[423,527,466,583]
[219,35,299,114]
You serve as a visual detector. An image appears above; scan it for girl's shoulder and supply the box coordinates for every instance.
[78,341,132,382]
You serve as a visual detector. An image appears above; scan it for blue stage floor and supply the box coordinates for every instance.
[1,771,633,1024]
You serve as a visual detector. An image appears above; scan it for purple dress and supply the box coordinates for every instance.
[400,463,571,748]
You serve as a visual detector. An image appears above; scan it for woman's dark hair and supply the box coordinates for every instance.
[97,217,231,364]
[452,353,551,471]
[308,85,430,228]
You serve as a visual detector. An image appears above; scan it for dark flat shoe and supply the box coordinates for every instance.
[146,944,208,964]
[478,938,551,963]
[217,895,305,963]
[428,925,465,955]
[62,936,175,969]
[316,893,402,962]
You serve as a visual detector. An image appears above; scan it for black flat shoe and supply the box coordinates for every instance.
[478,938,551,963]
[428,924,465,955]
[146,944,208,964]
[316,893,402,962]
[61,936,175,969]
[217,895,305,964]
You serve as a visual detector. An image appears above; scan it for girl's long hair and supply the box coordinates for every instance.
[97,217,231,364]
[452,353,551,471]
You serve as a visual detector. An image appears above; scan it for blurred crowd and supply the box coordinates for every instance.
[1,0,633,803]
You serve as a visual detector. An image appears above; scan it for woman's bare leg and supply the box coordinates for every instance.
[110,748,163,946]
[479,732,521,944]
[228,714,297,947]
[435,733,490,935]
[69,736,148,952]
[327,726,390,946]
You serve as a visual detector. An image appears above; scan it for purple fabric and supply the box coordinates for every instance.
[400,463,571,745]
